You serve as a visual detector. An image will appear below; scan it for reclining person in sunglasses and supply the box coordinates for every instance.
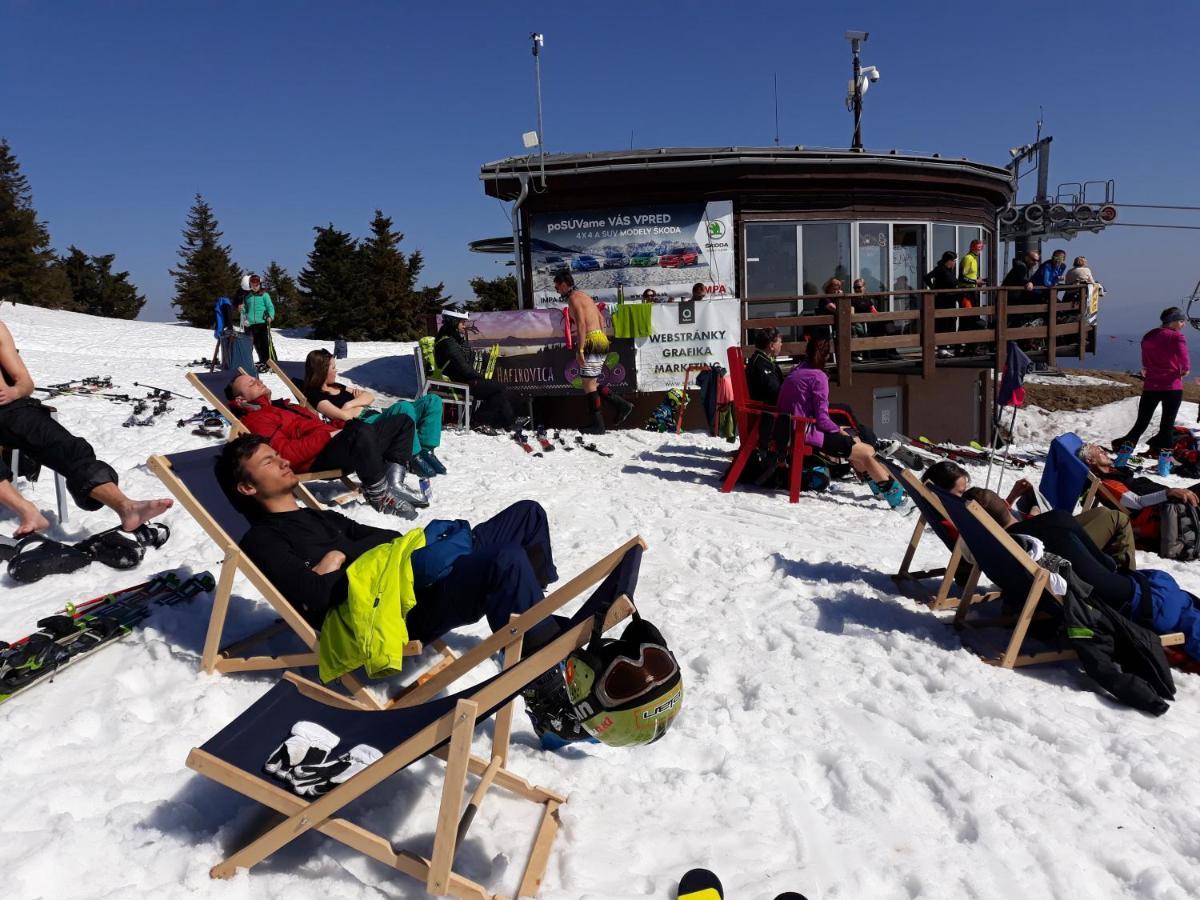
[225,372,424,519]
[217,433,588,745]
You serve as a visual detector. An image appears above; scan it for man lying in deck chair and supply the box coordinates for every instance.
[225,372,425,519]
[1080,443,1200,560]
[218,433,590,746]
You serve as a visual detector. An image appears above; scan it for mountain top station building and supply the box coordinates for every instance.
[478,146,1096,441]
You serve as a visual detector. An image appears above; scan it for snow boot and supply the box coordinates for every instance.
[600,387,634,426]
[876,478,907,509]
[419,449,447,475]
[581,392,606,435]
[291,743,382,798]
[263,721,339,782]
[521,664,592,749]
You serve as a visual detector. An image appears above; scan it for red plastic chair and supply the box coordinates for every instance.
[721,347,814,503]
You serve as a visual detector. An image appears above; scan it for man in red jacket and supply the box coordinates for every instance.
[225,372,421,519]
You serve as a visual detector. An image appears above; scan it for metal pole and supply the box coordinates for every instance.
[994,405,1019,496]
[511,174,530,309]
[850,39,863,151]
[532,33,546,190]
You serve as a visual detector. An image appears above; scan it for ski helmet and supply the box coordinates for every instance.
[565,609,682,747]
[240,274,253,292]
[667,387,687,407]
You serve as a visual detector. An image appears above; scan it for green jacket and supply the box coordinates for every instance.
[318,529,425,683]
[244,290,275,326]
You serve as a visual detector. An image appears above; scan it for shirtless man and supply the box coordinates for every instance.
[553,270,633,434]
[0,319,172,536]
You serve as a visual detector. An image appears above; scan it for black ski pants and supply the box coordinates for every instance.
[470,379,516,429]
[311,415,414,487]
[249,323,272,365]
[1009,509,1134,606]
[408,500,560,650]
[0,399,117,510]
[1118,389,1182,454]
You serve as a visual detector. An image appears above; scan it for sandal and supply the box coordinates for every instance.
[6,534,93,584]
[75,528,145,570]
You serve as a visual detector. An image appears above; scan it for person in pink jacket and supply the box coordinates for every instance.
[1115,306,1191,454]
[776,334,906,508]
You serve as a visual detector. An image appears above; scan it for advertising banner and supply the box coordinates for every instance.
[461,308,635,398]
[529,201,734,305]
[634,299,742,391]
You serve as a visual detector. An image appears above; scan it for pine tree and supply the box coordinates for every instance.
[169,194,241,327]
[54,246,146,319]
[261,261,304,328]
[357,209,445,340]
[0,139,73,308]
[469,274,518,311]
[298,225,361,339]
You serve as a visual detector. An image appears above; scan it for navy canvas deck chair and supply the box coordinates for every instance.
[1039,432,1101,513]
[146,445,444,705]
[187,537,646,899]
[186,367,360,504]
[884,458,987,611]
[931,484,1183,669]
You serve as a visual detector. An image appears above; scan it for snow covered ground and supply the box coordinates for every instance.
[2,304,1200,900]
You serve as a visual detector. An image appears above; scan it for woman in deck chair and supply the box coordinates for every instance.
[776,334,905,508]
[302,349,446,479]
[217,434,589,745]
[962,484,1200,667]
[925,460,1138,571]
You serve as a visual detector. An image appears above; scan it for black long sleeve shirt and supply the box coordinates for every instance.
[240,507,401,627]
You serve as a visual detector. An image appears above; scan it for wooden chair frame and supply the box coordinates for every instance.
[146,452,454,709]
[892,468,994,611]
[188,537,647,898]
[186,369,360,506]
[948,497,1183,669]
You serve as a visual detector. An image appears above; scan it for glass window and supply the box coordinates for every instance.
[932,224,956,267]
[744,223,797,301]
[857,223,890,309]
[891,224,925,310]
[801,223,851,295]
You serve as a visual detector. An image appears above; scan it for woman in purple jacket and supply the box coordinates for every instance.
[1115,307,1191,454]
[776,335,906,507]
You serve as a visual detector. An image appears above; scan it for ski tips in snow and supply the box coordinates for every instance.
[677,868,724,899]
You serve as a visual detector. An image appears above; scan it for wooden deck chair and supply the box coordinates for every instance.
[720,346,814,503]
[187,539,646,898]
[145,445,449,709]
[417,338,471,432]
[187,368,359,506]
[931,483,1184,669]
[882,459,990,611]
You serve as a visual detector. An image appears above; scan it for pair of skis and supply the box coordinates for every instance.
[0,570,215,705]
[678,868,807,900]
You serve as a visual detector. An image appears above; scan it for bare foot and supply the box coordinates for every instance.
[117,497,174,532]
[13,508,50,538]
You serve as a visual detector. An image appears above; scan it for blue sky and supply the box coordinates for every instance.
[2,1,1198,332]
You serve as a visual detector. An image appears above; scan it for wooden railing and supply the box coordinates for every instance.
[741,286,1095,386]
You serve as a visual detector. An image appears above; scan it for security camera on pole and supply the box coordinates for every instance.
[845,31,880,151]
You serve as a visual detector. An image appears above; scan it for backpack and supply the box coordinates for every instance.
[1159,502,1200,561]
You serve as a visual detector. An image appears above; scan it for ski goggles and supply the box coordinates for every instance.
[594,643,679,708]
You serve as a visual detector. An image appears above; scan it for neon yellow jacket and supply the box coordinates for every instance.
[959,253,980,285]
[318,529,426,683]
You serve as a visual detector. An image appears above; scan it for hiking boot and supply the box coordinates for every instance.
[521,665,590,748]
[419,449,447,475]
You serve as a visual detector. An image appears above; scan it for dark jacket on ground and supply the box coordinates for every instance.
[434,324,480,383]
[745,350,783,405]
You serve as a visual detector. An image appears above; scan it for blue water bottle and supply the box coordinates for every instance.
[1157,450,1173,477]
[1114,442,1134,469]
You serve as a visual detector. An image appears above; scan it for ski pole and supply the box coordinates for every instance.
[993,406,1019,497]
[133,382,194,400]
